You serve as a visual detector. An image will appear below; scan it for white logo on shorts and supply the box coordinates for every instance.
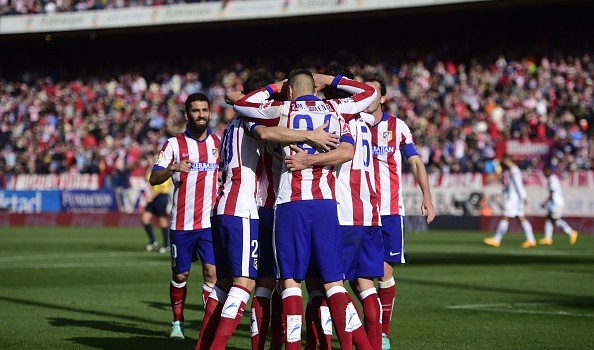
[389,252,400,256]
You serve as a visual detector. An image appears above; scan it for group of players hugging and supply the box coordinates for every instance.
[149,63,435,350]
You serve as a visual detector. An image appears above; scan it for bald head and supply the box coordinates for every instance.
[288,69,315,100]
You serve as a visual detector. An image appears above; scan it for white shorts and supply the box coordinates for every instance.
[503,198,525,218]
[547,203,563,220]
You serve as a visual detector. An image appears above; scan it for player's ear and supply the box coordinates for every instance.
[380,94,387,105]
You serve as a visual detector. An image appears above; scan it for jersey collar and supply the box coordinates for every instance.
[295,95,321,101]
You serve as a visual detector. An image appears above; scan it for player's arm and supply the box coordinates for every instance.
[285,142,354,171]
[233,82,284,126]
[407,154,436,223]
[314,74,377,121]
[150,161,192,185]
[249,121,339,152]
[149,141,191,185]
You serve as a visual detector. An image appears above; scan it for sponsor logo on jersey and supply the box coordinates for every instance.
[181,152,189,158]
[371,145,395,155]
[190,162,219,171]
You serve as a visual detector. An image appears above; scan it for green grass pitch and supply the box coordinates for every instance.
[0,227,592,350]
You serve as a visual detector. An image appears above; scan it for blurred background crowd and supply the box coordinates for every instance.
[0,0,226,15]
[1,1,592,189]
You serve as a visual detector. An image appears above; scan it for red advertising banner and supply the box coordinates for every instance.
[495,139,553,159]
[0,213,141,227]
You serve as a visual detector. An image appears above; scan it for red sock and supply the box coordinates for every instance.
[317,297,333,350]
[210,285,251,350]
[378,278,396,336]
[326,286,352,350]
[360,289,382,350]
[195,287,226,350]
[345,292,372,350]
[202,283,213,307]
[305,292,322,350]
[282,287,303,350]
[270,286,284,348]
[251,288,272,350]
[170,280,187,322]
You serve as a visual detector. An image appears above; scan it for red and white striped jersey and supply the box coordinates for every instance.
[256,142,283,209]
[153,129,220,230]
[369,113,415,216]
[336,116,381,226]
[234,75,376,204]
[213,117,262,218]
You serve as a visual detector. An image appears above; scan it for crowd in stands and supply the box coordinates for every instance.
[1,49,592,188]
[0,0,226,16]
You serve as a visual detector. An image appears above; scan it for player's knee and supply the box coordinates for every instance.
[203,264,217,284]
[173,272,189,284]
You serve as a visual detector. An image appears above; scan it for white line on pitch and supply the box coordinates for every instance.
[446,303,594,318]
[0,261,168,269]
[0,252,147,262]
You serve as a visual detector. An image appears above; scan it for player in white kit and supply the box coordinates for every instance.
[537,165,578,245]
[484,156,537,248]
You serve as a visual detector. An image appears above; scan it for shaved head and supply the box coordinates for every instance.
[288,68,315,99]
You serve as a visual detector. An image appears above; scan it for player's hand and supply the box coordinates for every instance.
[225,91,244,105]
[176,160,192,173]
[285,145,310,172]
[313,73,333,92]
[306,121,339,151]
[421,197,436,224]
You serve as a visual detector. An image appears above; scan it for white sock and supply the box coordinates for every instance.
[494,220,509,241]
[556,219,573,235]
[521,219,535,242]
[544,220,554,240]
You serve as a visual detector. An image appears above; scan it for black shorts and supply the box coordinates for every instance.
[145,193,169,216]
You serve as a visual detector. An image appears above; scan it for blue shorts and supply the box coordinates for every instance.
[212,214,259,279]
[170,228,215,274]
[257,207,276,279]
[145,193,168,216]
[274,200,343,283]
[381,215,405,264]
[342,225,384,281]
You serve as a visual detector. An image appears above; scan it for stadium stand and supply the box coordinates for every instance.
[0,0,592,190]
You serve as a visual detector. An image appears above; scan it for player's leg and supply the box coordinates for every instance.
[539,212,555,245]
[304,277,330,350]
[313,199,361,350]
[157,215,171,253]
[349,226,384,350]
[251,206,276,350]
[141,209,158,251]
[195,224,222,350]
[169,229,199,339]
[274,201,311,350]
[551,205,578,244]
[210,215,259,350]
[269,282,284,350]
[379,215,405,350]
[484,216,509,247]
[519,216,536,248]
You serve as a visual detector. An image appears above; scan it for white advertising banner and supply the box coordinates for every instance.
[1,0,492,34]
[402,173,594,218]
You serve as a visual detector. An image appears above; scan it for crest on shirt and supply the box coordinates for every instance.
[157,151,165,163]
[212,148,218,156]
[382,131,393,142]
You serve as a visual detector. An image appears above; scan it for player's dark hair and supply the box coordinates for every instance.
[365,74,387,97]
[242,70,274,94]
[185,93,210,112]
[322,62,354,99]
